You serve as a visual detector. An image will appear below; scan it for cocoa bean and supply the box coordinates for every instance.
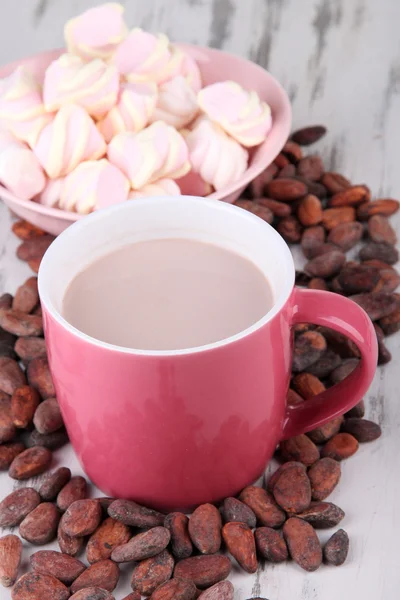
[308,277,328,291]
[329,358,359,384]
[27,357,55,399]
[30,550,86,584]
[0,358,26,395]
[173,555,231,589]
[301,225,325,259]
[108,499,164,528]
[297,194,323,227]
[254,527,288,562]
[282,140,303,162]
[112,527,170,563]
[345,399,365,419]
[0,310,43,337]
[277,216,302,243]
[11,385,40,429]
[220,497,256,528]
[307,350,341,378]
[304,249,345,278]
[350,292,400,321]
[329,185,370,207]
[308,458,341,501]
[19,502,60,545]
[357,198,399,220]
[291,125,327,146]
[28,258,42,274]
[0,487,41,527]
[14,336,47,362]
[12,220,46,240]
[323,529,349,566]
[0,342,17,360]
[98,498,115,515]
[57,476,88,511]
[150,577,197,600]
[27,428,69,450]
[11,572,70,600]
[249,164,278,197]
[265,178,307,202]
[197,581,234,600]
[368,214,397,245]
[164,512,193,560]
[0,294,13,310]
[360,241,399,265]
[39,467,72,501]
[321,433,359,460]
[87,517,131,563]
[33,398,63,434]
[266,461,306,493]
[58,521,85,557]
[280,435,320,466]
[16,235,55,262]
[257,197,291,217]
[239,486,285,528]
[130,550,174,596]
[286,388,304,406]
[188,503,222,554]
[279,165,297,179]
[272,462,311,513]
[70,589,115,600]
[311,243,341,258]
[9,446,52,480]
[12,277,39,313]
[321,172,351,194]
[62,499,102,537]
[0,534,22,587]
[338,264,380,294]
[292,331,327,372]
[274,153,290,168]
[292,372,325,399]
[71,560,120,594]
[307,416,344,444]
[322,207,355,230]
[318,327,361,358]
[122,594,141,600]
[377,337,392,364]
[0,392,16,442]
[0,442,25,469]
[297,155,324,181]
[222,522,257,573]
[373,269,400,293]
[327,221,363,251]
[341,418,381,442]
[296,502,345,528]
[295,271,311,286]
[380,307,400,335]
[283,517,322,571]
[233,200,273,224]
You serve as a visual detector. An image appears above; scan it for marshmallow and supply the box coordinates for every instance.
[60,159,130,214]
[36,177,65,208]
[43,54,119,119]
[114,29,183,84]
[97,81,157,142]
[65,3,128,62]
[34,104,106,179]
[176,170,213,197]
[198,81,272,147]
[128,178,181,199]
[0,66,52,147]
[0,144,46,201]
[108,121,190,189]
[151,76,198,129]
[184,117,248,191]
[179,50,202,92]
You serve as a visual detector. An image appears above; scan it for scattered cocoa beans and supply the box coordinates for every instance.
[304,250,346,278]
[112,527,170,563]
[12,277,39,314]
[57,475,88,511]
[9,446,52,480]
[0,310,43,338]
[27,357,55,399]
[150,577,197,600]
[296,502,345,528]
[222,522,257,573]
[321,207,356,230]
[173,555,232,589]
[258,197,291,217]
[341,418,382,442]
[283,517,322,571]
[0,442,25,470]
[70,589,115,600]
[277,216,302,243]
[323,529,349,566]
[61,499,102,538]
[130,550,173,596]
[197,581,234,600]
[12,220,46,241]
[359,242,399,265]
[0,534,22,587]
[338,264,380,294]
[233,200,273,224]
[321,433,359,460]
[70,560,120,595]
[380,307,400,335]
[301,225,325,258]
[328,185,370,207]
[220,497,257,528]
[33,398,63,434]
[164,512,193,560]
[357,198,399,219]
[280,434,320,466]
[27,428,69,450]
[239,486,285,528]
[30,550,86,584]
[14,336,47,362]
[12,572,70,600]
[297,155,324,181]
[0,358,26,395]
[16,235,55,262]
[292,373,325,399]
[265,178,308,202]
[291,125,327,146]
[308,458,341,501]
[254,527,288,562]
[0,392,16,443]
[0,488,41,527]
[19,502,60,545]
[307,350,341,378]
[272,462,311,513]
[87,517,131,563]
[327,221,363,251]
[292,331,327,372]
[188,503,222,554]
[307,416,344,444]
[108,499,165,528]
[11,385,40,429]
[39,467,72,501]
[58,521,85,557]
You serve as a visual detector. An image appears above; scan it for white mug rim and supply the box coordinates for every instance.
[38,196,295,357]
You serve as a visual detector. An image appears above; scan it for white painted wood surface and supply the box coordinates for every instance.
[0,1,399,598]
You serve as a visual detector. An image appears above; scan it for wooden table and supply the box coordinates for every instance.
[0,1,399,598]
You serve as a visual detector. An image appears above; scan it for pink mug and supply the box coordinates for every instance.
[38,197,378,511]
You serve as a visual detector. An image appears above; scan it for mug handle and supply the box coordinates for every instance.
[282,288,378,439]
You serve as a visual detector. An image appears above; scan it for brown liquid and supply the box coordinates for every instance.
[62,238,273,351]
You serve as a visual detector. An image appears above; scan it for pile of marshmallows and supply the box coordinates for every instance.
[0,3,272,214]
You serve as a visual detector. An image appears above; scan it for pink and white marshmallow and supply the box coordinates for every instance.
[128,178,181,199]
[60,159,129,214]
[179,50,202,93]
[65,3,128,62]
[176,170,213,197]
[151,76,198,129]
[97,81,157,142]
[198,81,272,147]
[34,104,106,179]
[43,54,119,119]
[184,117,248,191]
[0,142,46,201]
[0,66,52,147]
[108,121,190,189]
[36,177,65,208]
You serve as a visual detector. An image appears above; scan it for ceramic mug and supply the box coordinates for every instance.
[38,196,378,511]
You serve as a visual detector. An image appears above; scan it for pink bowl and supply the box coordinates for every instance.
[0,45,291,235]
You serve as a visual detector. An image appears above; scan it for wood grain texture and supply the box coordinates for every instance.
[0,1,399,598]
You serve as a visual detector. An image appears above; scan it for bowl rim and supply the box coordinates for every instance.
[0,43,292,223]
